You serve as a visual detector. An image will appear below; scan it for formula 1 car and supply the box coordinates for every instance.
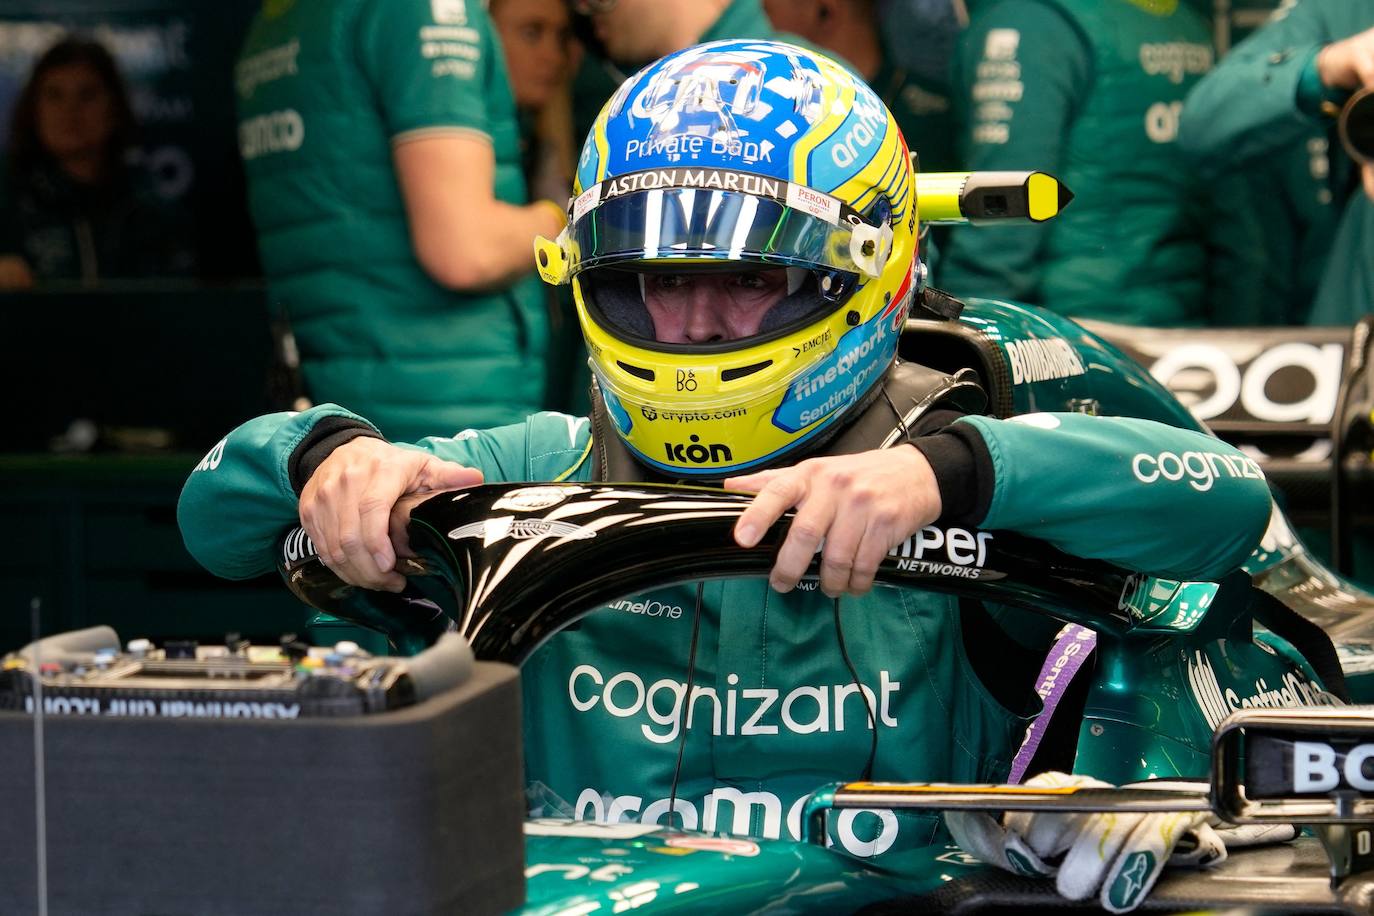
[263,287,1374,913]
[7,280,1374,913]
[278,477,1374,915]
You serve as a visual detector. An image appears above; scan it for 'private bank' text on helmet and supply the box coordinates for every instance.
[534,39,920,478]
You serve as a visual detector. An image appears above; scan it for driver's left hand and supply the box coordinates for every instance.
[726,445,941,596]
[945,771,1298,913]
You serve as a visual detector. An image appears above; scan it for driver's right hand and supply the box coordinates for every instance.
[298,438,483,592]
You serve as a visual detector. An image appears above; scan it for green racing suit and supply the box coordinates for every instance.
[178,386,1271,860]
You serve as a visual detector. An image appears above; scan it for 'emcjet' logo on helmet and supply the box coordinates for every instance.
[774,315,894,433]
[666,435,733,464]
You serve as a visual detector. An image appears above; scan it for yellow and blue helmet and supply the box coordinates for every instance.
[534,39,919,478]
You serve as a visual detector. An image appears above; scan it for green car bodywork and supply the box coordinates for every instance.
[901,298,1347,782]
[298,295,1361,914]
[519,819,976,914]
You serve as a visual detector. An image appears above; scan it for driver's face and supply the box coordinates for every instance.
[642,270,789,344]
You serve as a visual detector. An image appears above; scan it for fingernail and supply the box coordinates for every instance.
[373,552,391,572]
[736,523,759,547]
[770,578,792,593]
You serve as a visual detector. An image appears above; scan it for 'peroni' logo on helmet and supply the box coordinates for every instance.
[665,435,733,464]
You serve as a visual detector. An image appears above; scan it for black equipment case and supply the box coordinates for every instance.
[0,644,524,915]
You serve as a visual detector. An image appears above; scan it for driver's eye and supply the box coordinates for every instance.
[732,274,767,291]
[654,274,689,291]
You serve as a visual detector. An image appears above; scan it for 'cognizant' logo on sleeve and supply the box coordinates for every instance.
[1131,450,1264,492]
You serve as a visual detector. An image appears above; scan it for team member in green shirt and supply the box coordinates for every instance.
[235,0,565,441]
[184,42,1275,908]
[1180,1,1374,325]
[938,0,1215,326]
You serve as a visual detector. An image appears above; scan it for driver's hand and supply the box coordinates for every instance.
[944,771,1295,913]
[1318,25,1374,91]
[726,445,941,597]
[299,437,483,592]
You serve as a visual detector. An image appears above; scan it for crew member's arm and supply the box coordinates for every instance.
[936,0,1088,305]
[357,0,564,291]
[730,413,1271,595]
[177,407,587,587]
[0,254,34,291]
[1179,4,1360,174]
[0,184,34,290]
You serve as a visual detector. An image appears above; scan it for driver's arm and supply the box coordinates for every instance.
[941,413,1271,581]
[176,407,590,584]
[732,411,1272,595]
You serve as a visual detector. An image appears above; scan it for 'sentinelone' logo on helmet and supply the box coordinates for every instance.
[665,435,733,465]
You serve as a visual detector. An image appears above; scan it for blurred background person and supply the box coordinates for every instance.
[570,0,793,147]
[235,0,566,442]
[491,0,588,414]
[877,0,967,95]
[936,0,1215,327]
[0,36,193,291]
[491,0,579,198]
[1181,2,1373,326]
[763,0,959,172]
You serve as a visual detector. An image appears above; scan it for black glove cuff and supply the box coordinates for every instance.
[288,417,383,495]
[909,422,994,527]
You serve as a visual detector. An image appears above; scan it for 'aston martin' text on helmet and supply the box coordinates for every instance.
[534,39,919,477]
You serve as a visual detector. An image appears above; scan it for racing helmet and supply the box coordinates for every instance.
[534,39,919,477]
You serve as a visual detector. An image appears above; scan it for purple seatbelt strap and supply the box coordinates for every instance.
[1008,624,1097,784]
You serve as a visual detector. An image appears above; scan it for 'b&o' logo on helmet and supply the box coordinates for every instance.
[666,435,733,464]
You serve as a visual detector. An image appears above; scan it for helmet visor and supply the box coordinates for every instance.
[567,176,882,278]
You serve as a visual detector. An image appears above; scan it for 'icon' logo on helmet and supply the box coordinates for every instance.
[666,435,733,464]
